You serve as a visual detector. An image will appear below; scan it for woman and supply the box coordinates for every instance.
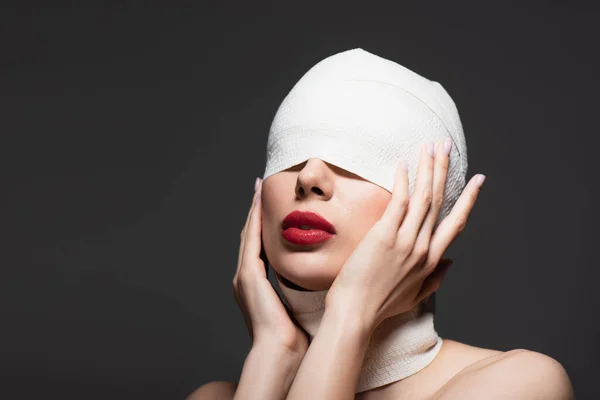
[189,49,574,399]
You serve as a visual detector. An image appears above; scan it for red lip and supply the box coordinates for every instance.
[281,210,336,245]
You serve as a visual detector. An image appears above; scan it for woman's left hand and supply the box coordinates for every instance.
[326,140,486,332]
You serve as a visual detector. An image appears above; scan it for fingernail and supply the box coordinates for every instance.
[427,141,435,157]
[402,160,408,172]
[475,174,486,188]
[255,177,260,192]
[443,138,452,156]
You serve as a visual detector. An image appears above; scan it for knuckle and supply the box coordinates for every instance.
[432,191,444,208]
[373,224,396,249]
[423,261,437,275]
[454,214,468,232]
[396,235,414,253]
[237,272,250,288]
[413,241,429,258]
[413,252,429,268]
[398,194,409,209]
[440,161,450,174]
[422,188,432,205]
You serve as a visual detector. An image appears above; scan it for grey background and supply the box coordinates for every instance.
[1,2,598,399]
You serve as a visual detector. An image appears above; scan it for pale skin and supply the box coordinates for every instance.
[188,140,575,399]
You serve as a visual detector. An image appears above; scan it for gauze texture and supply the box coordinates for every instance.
[263,47,468,228]
[262,48,468,393]
[275,274,443,393]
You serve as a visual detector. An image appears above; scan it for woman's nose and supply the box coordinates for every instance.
[295,158,333,200]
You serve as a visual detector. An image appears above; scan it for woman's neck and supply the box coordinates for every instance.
[277,273,312,291]
[275,273,443,393]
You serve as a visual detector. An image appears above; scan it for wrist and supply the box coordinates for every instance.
[252,336,307,362]
[235,339,305,400]
[322,299,375,345]
[325,292,378,338]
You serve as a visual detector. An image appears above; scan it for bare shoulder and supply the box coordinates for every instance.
[432,348,575,399]
[186,381,238,400]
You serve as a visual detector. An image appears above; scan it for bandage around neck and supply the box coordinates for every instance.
[275,274,443,393]
[262,48,467,393]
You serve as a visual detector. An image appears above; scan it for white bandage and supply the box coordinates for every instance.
[263,48,467,393]
[263,47,467,228]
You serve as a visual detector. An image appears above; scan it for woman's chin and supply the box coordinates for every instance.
[274,265,337,291]
[267,246,342,290]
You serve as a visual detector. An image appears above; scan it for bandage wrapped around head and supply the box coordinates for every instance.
[260,48,469,393]
[263,48,468,229]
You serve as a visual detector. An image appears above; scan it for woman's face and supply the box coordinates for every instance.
[261,158,392,291]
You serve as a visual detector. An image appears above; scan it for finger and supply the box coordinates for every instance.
[397,142,435,246]
[232,283,254,340]
[259,238,271,276]
[242,179,265,275]
[419,139,451,236]
[380,160,410,233]
[411,139,451,265]
[428,174,486,262]
[236,178,262,277]
[242,178,262,238]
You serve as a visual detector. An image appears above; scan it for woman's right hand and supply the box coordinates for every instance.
[232,177,309,355]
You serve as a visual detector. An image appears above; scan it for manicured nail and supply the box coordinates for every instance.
[427,141,435,157]
[402,160,408,172]
[255,177,260,192]
[475,174,486,188]
[443,138,452,156]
